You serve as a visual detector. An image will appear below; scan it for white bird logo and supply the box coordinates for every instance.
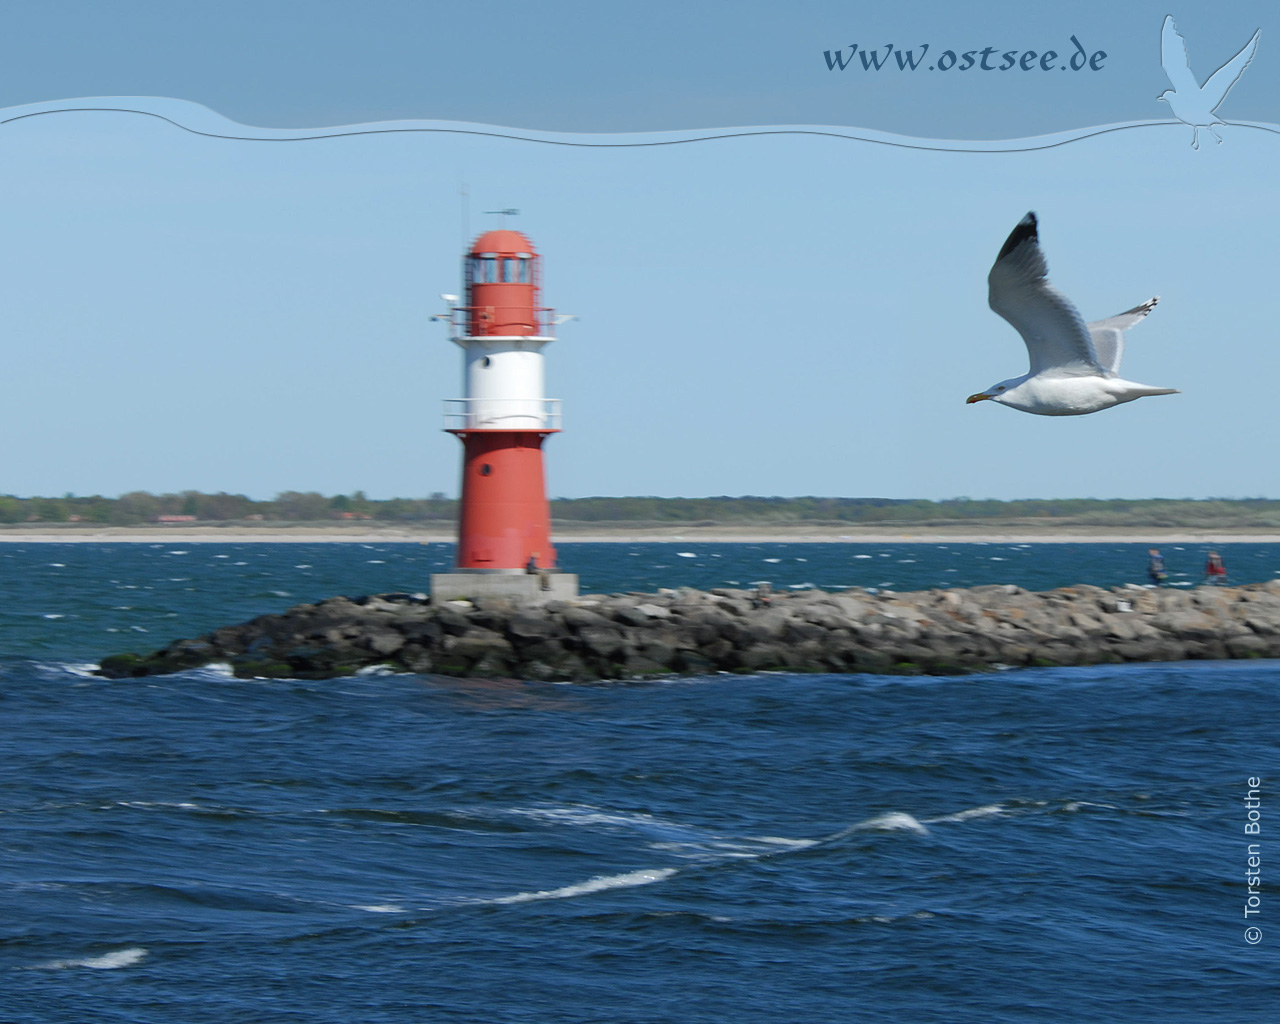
[1158,15,1260,149]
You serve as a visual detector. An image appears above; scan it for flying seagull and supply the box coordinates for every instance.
[1159,14,1260,149]
[966,213,1177,416]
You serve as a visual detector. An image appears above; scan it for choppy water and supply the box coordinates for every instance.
[2,543,1278,1022]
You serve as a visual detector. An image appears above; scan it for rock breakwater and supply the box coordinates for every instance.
[97,580,1280,681]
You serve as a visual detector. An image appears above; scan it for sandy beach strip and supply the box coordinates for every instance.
[1,525,1279,544]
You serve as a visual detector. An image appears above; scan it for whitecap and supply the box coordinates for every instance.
[58,663,101,678]
[31,947,148,970]
[351,904,405,914]
[849,812,929,836]
[676,552,696,558]
[1061,801,1117,813]
[489,868,676,904]
[294,564,313,569]
[928,804,1005,824]
[42,613,65,620]
[853,554,872,559]
[48,562,65,568]
[751,836,819,849]
[763,558,782,563]
[508,805,659,829]
[367,560,386,564]
[167,551,189,555]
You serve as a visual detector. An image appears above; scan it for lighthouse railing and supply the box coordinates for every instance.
[443,398,562,431]
[448,306,558,338]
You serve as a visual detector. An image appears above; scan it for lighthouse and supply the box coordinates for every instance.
[429,228,578,603]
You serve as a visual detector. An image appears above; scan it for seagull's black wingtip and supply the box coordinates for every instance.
[996,211,1038,262]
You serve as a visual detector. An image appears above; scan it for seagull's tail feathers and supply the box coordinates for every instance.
[1121,382,1180,398]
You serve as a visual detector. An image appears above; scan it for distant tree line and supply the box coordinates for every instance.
[3,492,1280,528]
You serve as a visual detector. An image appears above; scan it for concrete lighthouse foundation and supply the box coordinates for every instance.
[428,571,579,605]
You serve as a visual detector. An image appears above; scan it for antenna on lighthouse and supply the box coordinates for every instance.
[484,208,521,220]
[459,181,470,249]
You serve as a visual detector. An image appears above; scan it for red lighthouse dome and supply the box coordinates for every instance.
[465,230,543,337]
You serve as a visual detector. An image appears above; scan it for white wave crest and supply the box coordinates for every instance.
[193,662,236,678]
[927,804,1006,824]
[58,662,102,678]
[506,805,663,830]
[1061,800,1117,813]
[490,868,677,905]
[504,804,818,862]
[750,835,819,849]
[850,812,930,836]
[32,947,148,970]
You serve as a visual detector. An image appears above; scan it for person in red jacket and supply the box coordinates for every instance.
[1204,550,1228,586]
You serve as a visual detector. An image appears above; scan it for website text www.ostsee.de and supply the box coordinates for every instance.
[823,36,1106,73]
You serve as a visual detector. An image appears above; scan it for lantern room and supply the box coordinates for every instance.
[464,229,546,337]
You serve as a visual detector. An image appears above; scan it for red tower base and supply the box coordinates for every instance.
[453,430,556,570]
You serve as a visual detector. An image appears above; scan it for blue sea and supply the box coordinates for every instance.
[3,542,1278,1022]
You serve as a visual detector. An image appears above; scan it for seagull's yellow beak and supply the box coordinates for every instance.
[966,392,991,404]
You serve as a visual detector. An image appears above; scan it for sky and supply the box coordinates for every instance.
[1,2,1278,502]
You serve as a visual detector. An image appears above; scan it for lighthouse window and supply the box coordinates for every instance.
[502,259,520,283]
[470,256,499,284]
[480,356,492,368]
[479,463,492,476]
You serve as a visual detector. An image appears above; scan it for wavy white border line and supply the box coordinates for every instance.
[2,97,1278,150]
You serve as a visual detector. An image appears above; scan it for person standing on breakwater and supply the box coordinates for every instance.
[1203,550,1228,586]
[1148,548,1168,587]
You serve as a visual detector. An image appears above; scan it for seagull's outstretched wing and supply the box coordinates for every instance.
[1202,27,1260,111]
[988,212,1099,378]
[1161,16,1200,95]
[1087,297,1159,377]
